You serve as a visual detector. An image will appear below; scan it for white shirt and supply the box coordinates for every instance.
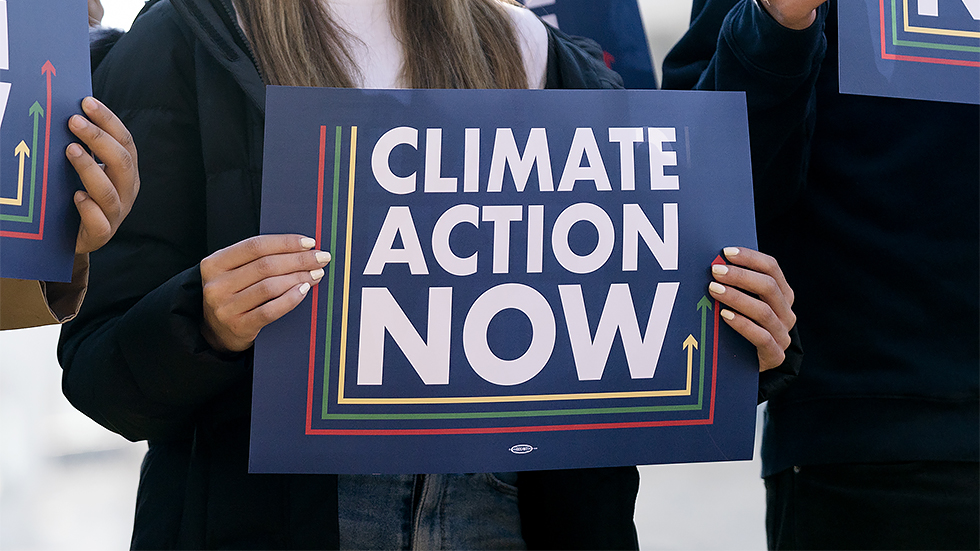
[323,0,549,89]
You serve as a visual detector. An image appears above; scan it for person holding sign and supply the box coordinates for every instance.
[0,1,139,330]
[664,0,979,549]
[59,0,798,549]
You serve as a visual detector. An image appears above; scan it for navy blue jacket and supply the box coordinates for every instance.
[663,0,979,476]
[62,0,637,549]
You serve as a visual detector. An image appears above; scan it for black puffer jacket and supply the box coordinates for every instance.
[62,0,636,549]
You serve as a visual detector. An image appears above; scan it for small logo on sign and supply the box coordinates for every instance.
[509,444,536,455]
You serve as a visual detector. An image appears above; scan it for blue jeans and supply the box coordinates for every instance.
[338,473,525,550]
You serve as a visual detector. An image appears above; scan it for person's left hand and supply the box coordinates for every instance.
[66,97,140,255]
[89,0,104,27]
[708,247,796,372]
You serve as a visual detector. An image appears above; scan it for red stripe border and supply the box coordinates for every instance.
[304,127,719,436]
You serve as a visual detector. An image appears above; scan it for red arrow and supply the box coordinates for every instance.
[38,60,56,240]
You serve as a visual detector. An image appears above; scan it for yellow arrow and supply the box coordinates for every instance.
[682,334,698,394]
[1,141,30,206]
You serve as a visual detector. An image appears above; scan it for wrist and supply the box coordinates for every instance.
[755,0,818,30]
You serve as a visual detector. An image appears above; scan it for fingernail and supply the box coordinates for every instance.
[721,309,735,321]
[709,282,726,295]
[724,247,740,258]
[310,268,325,281]
[67,143,84,158]
[82,96,100,112]
[69,115,88,130]
[315,251,332,264]
[74,190,87,204]
[298,282,311,295]
[711,264,729,276]
[300,237,316,249]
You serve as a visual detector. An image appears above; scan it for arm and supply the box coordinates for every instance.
[661,0,828,223]
[59,5,330,442]
[59,6,234,442]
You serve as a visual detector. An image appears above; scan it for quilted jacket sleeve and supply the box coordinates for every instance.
[662,0,828,225]
[58,2,248,442]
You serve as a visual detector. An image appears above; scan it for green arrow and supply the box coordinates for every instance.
[696,296,712,405]
[26,101,44,221]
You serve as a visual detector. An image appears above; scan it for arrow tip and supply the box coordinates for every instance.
[683,334,698,350]
[712,254,726,266]
[697,295,713,311]
[41,60,56,76]
[15,140,30,156]
[29,101,44,116]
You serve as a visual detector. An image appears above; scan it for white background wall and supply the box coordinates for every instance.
[0,1,769,549]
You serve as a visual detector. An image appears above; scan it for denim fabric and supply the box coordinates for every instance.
[339,473,525,550]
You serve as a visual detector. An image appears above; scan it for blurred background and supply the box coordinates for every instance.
[0,1,769,549]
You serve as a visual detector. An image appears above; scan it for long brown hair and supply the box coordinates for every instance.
[233,0,530,90]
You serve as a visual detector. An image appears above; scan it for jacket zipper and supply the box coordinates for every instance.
[214,0,266,84]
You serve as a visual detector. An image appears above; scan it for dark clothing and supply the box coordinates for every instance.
[663,0,980,548]
[663,0,979,475]
[62,0,635,549]
[765,462,980,550]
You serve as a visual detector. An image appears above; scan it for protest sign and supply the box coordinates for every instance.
[839,0,980,104]
[252,87,759,474]
[520,0,658,89]
[0,0,90,282]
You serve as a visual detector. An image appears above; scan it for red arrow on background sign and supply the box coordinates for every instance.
[37,60,56,240]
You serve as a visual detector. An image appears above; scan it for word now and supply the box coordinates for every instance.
[357,281,679,387]
[1,1,10,131]
[918,0,980,19]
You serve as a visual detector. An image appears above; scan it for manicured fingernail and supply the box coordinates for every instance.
[709,282,726,295]
[310,268,325,281]
[711,264,729,276]
[315,251,332,264]
[300,237,316,249]
[298,282,311,295]
[721,309,735,321]
[724,247,740,258]
[67,143,84,158]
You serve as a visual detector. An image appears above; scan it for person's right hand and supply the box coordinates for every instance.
[758,0,827,30]
[200,235,331,353]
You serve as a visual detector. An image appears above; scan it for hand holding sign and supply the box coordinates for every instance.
[66,97,139,255]
[758,0,827,30]
[88,0,104,27]
[201,235,332,353]
[708,247,796,372]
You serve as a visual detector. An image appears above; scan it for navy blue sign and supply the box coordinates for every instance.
[521,0,658,89]
[252,87,759,474]
[839,0,980,104]
[0,0,89,282]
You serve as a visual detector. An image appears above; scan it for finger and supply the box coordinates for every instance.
[722,247,794,307]
[711,262,795,327]
[74,97,140,208]
[73,190,113,254]
[709,281,792,352]
[719,309,786,371]
[202,234,320,275]
[67,142,124,226]
[217,282,315,352]
[219,267,325,319]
